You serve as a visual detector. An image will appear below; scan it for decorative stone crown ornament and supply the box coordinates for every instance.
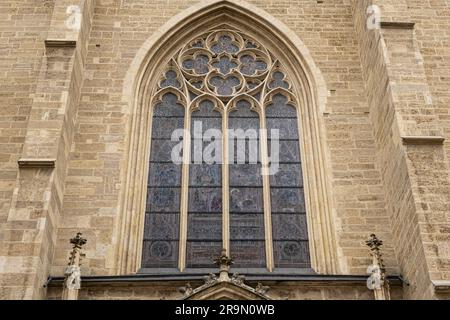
[62,232,87,300]
[178,249,272,300]
[366,234,390,300]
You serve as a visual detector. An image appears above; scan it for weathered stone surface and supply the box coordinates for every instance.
[0,0,448,300]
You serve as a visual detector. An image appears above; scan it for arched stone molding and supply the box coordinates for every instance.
[115,0,338,275]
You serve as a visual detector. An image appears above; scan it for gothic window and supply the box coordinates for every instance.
[141,29,310,271]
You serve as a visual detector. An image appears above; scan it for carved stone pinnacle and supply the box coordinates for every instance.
[214,248,233,269]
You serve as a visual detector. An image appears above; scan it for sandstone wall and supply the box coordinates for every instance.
[0,0,449,300]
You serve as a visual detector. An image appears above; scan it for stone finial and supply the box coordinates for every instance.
[63,232,87,300]
[365,233,385,273]
[365,234,390,300]
[214,248,233,269]
[70,232,87,249]
[214,248,233,282]
[68,232,87,266]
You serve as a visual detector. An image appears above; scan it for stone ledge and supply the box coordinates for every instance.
[44,39,77,48]
[18,158,56,168]
[380,22,415,30]
[433,280,450,292]
[46,273,404,287]
[401,136,445,145]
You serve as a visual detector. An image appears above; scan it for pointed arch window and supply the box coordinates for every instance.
[141,29,311,272]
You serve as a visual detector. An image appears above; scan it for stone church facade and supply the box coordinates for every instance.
[0,0,449,300]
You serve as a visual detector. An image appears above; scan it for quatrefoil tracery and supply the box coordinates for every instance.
[157,29,294,108]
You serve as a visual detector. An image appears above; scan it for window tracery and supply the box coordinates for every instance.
[142,28,310,271]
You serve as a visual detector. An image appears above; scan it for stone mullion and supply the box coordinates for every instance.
[222,112,230,255]
[260,108,274,271]
[178,105,191,272]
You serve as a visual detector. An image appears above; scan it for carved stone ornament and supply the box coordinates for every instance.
[178,249,272,300]
[366,264,383,290]
[64,265,81,290]
[63,232,87,296]
[365,234,390,300]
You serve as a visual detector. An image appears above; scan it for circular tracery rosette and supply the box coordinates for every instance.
[160,29,293,107]
[205,70,245,98]
[205,30,244,55]
[179,48,213,77]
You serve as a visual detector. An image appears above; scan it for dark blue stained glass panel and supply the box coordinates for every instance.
[182,54,209,74]
[269,163,303,187]
[229,164,262,186]
[193,100,221,118]
[186,241,223,268]
[230,187,264,213]
[228,99,265,268]
[210,35,239,54]
[230,240,266,268]
[229,104,259,118]
[187,214,222,240]
[148,163,181,187]
[191,139,222,163]
[160,70,181,89]
[270,188,305,213]
[146,187,181,213]
[189,164,221,187]
[228,138,260,164]
[187,99,223,268]
[151,117,184,138]
[142,92,184,269]
[188,187,222,213]
[267,93,310,268]
[152,93,185,117]
[191,117,222,130]
[265,94,297,118]
[268,140,301,163]
[228,117,260,131]
[267,118,299,139]
[150,140,183,162]
[240,55,268,76]
[268,72,290,90]
[230,214,265,240]
[273,240,310,268]
[142,240,179,268]
[209,76,241,96]
[212,56,238,75]
[272,213,308,241]
[144,213,180,240]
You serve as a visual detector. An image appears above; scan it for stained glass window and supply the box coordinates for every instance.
[142,29,310,272]
[267,93,310,268]
[142,93,183,268]
[229,100,265,268]
[187,100,223,267]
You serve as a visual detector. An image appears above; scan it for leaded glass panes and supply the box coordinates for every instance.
[187,100,222,268]
[267,93,310,268]
[142,29,311,272]
[229,100,265,268]
[142,93,184,268]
